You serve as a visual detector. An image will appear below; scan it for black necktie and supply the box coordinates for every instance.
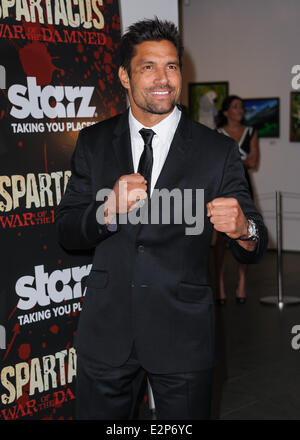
[138,128,155,198]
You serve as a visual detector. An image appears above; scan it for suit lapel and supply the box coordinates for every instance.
[153,111,193,193]
[112,109,134,176]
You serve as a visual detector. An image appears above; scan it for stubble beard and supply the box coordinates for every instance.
[131,85,180,116]
[142,99,177,115]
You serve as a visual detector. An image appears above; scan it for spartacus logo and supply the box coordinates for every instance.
[8,77,96,119]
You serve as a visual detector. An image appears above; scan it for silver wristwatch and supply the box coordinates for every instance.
[238,219,259,241]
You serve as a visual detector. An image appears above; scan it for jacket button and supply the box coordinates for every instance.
[138,245,145,253]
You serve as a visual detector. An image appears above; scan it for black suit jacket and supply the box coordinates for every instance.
[56,109,268,373]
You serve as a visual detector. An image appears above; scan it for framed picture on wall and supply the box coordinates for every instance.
[243,97,280,138]
[290,92,300,142]
[188,81,229,129]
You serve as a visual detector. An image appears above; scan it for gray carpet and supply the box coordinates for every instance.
[212,250,300,420]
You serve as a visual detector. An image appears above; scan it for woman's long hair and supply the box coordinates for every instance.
[215,95,243,128]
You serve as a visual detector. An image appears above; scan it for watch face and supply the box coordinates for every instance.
[249,223,254,236]
[237,220,258,241]
[248,220,258,239]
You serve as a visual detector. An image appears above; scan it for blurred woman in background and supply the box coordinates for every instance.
[215,95,260,304]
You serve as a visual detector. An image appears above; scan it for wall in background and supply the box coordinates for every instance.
[180,0,300,250]
[119,0,179,33]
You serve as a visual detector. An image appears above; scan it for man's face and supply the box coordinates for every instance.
[119,40,182,125]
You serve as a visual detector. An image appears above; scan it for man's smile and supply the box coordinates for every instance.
[149,89,173,99]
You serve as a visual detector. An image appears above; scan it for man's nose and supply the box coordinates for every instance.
[154,67,168,85]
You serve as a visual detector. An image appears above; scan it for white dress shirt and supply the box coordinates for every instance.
[106,106,182,231]
[128,106,182,196]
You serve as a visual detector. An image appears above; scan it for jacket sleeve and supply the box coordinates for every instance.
[55,129,119,251]
[218,139,268,264]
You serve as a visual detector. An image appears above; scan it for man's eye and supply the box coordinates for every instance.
[144,65,152,70]
[168,65,177,70]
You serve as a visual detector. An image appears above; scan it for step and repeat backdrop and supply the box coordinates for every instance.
[0,0,126,420]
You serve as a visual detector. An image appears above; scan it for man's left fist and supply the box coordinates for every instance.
[206,197,248,239]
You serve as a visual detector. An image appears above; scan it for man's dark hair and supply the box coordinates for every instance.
[119,17,183,76]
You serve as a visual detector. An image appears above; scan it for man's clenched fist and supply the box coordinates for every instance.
[206,197,249,239]
[104,173,148,224]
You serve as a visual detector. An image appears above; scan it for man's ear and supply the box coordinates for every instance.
[118,66,130,90]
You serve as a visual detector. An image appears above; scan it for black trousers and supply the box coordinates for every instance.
[76,344,213,420]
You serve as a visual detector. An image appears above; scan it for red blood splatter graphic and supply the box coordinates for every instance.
[112,14,120,31]
[41,415,54,420]
[8,306,17,320]
[17,391,30,406]
[98,79,105,91]
[106,36,113,50]
[77,44,84,53]
[110,106,117,117]
[3,323,20,360]
[50,325,59,335]
[19,42,57,85]
[104,52,112,64]
[18,343,31,360]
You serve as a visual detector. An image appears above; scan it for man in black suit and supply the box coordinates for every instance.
[56,18,268,420]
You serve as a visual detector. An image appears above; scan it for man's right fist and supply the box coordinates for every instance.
[104,173,148,224]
